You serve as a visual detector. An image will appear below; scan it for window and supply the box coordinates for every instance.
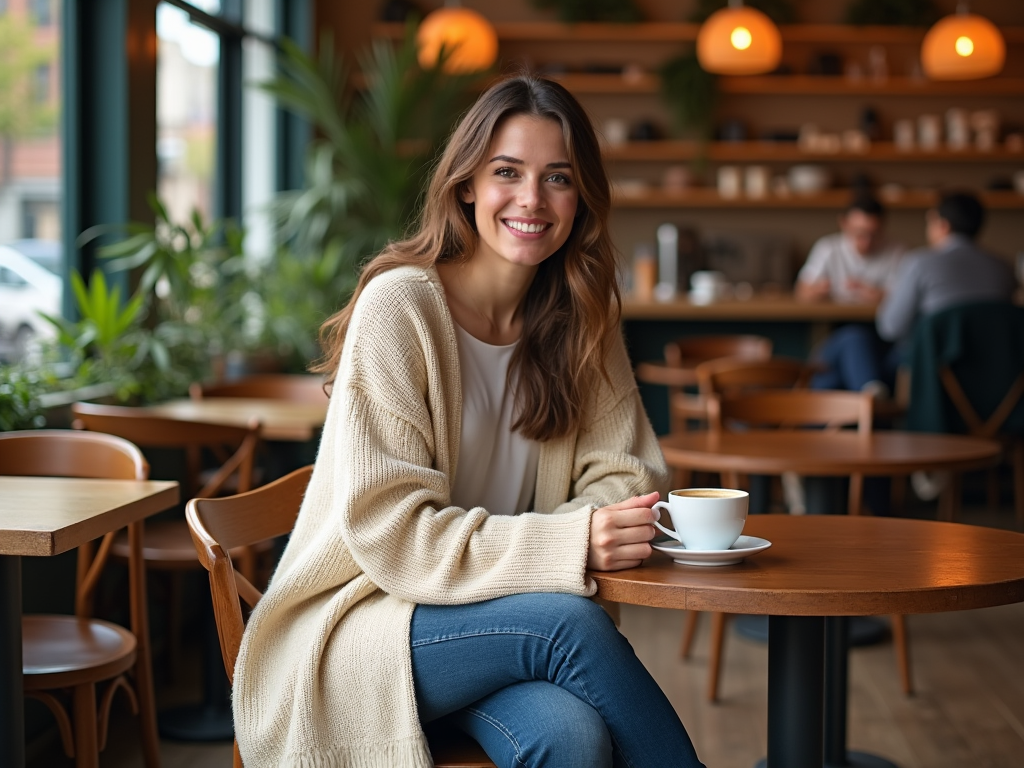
[0,4,62,245]
[30,0,51,26]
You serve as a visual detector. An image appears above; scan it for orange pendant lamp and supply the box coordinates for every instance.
[416,2,498,74]
[921,2,1005,81]
[696,0,782,75]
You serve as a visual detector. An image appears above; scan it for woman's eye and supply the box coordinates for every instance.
[547,173,571,185]
[495,167,517,178]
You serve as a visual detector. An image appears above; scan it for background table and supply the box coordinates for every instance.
[659,431,1000,518]
[0,476,179,768]
[591,516,1024,768]
[145,398,328,442]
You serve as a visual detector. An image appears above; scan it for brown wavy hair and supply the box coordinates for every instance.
[312,74,621,442]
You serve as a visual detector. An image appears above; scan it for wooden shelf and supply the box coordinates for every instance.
[373,22,1024,45]
[603,141,1024,163]
[548,72,1024,96]
[622,295,878,322]
[611,189,1024,210]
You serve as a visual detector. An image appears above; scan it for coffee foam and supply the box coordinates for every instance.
[671,489,745,499]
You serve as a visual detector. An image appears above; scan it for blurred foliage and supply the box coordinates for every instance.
[659,52,717,139]
[258,27,479,333]
[845,0,939,26]
[530,0,643,23]
[0,365,55,431]
[690,0,796,24]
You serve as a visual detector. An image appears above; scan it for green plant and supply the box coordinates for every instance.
[530,0,643,23]
[0,365,53,430]
[845,0,939,26]
[258,28,479,314]
[690,0,796,24]
[659,52,717,140]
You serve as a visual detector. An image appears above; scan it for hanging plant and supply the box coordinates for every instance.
[530,0,644,24]
[659,52,717,140]
[845,0,940,26]
[690,0,796,24]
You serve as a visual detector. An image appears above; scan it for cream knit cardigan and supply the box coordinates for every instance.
[233,265,668,768]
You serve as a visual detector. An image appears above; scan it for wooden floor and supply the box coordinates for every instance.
[28,511,1024,768]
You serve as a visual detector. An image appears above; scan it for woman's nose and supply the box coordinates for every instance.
[516,179,543,209]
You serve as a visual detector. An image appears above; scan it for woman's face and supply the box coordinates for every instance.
[461,114,579,271]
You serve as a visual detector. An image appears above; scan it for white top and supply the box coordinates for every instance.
[797,233,905,303]
[450,323,540,516]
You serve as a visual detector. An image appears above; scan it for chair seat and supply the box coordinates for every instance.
[23,615,136,689]
[111,520,272,570]
[429,725,496,768]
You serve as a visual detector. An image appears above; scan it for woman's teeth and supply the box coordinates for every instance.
[504,220,549,234]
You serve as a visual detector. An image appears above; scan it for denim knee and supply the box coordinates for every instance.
[462,681,613,768]
[521,593,616,635]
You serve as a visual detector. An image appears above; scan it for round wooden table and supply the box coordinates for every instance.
[658,431,1000,518]
[591,516,1024,768]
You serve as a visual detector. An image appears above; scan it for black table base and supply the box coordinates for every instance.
[0,555,25,768]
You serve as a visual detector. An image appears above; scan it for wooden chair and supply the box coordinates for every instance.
[692,390,914,700]
[185,466,497,768]
[635,335,772,434]
[678,358,813,662]
[0,430,160,768]
[189,373,328,406]
[70,402,264,673]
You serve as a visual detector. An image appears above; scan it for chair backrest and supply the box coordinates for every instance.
[190,374,328,405]
[908,302,1024,437]
[708,390,874,434]
[71,402,261,498]
[0,429,147,480]
[695,357,813,397]
[664,335,772,369]
[186,465,313,683]
[0,429,149,616]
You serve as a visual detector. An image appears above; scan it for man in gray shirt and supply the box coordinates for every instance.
[877,192,1015,343]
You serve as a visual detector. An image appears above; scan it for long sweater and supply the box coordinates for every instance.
[233,265,669,767]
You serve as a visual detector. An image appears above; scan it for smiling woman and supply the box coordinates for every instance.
[235,75,706,768]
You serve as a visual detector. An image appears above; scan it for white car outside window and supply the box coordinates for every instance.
[0,244,63,362]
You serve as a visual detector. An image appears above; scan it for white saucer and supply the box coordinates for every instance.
[651,535,772,567]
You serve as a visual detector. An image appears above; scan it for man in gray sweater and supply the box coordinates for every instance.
[877,192,1015,343]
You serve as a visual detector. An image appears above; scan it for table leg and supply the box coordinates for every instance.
[766,615,825,768]
[938,472,963,523]
[0,554,25,768]
[824,616,899,768]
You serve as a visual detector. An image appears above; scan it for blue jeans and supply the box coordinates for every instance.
[411,593,705,768]
[812,323,897,392]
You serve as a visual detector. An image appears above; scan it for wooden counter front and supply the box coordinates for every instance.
[621,295,878,322]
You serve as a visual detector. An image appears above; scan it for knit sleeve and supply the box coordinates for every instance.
[549,329,670,516]
[331,269,595,605]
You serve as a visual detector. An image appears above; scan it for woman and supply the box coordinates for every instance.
[234,75,705,768]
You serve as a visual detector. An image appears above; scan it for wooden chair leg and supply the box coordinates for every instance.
[167,571,183,681]
[706,612,728,703]
[680,611,700,658]
[72,682,99,768]
[938,473,963,522]
[890,474,906,514]
[128,522,161,768]
[891,614,913,695]
[848,473,864,516]
[986,468,1002,511]
[1014,441,1024,531]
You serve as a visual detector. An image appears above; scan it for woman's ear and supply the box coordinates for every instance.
[460,182,476,205]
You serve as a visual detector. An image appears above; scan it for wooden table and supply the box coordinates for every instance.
[659,431,1000,518]
[145,397,328,442]
[621,296,879,323]
[0,476,179,768]
[592,516,1024,768]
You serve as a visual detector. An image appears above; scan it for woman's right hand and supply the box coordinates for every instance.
[587,491,661,571]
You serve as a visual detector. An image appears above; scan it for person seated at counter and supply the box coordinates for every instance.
[876,191,1015,345]
[795,194,905,306]
[796,194,906,397]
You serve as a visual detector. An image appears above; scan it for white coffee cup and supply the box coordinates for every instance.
[652,488,748,551]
